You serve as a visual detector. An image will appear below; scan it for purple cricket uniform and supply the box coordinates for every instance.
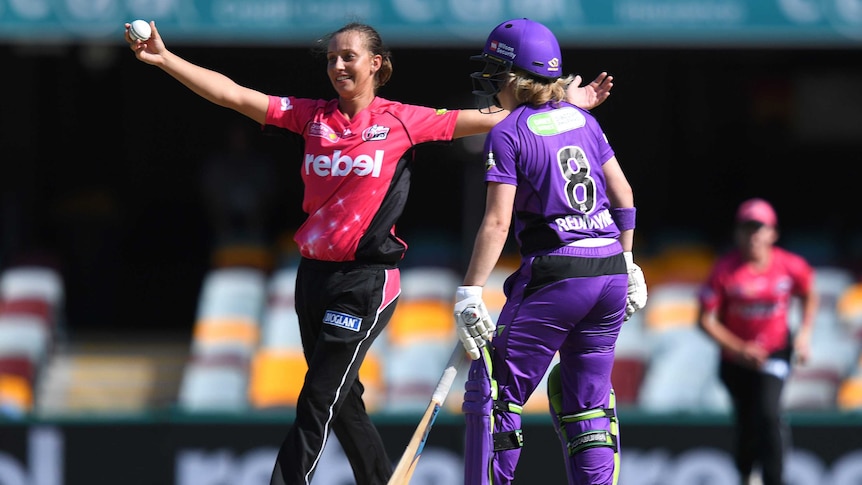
[463,102,627,485]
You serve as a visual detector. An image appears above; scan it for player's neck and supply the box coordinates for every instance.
[338,94,376,121]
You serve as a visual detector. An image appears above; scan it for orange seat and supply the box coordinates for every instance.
[644,283,700,332]
[249,349,307,408]
[838,283,862,336]
[837,376,862,410]
[248,348,385,411]
[193,317,260,349]
[0,374,33,412]
[387,299,454,347]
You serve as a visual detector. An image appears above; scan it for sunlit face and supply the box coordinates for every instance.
[327,31,380,98]
[735,221,778,260]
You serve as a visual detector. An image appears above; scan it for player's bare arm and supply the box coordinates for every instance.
[462,182,515,287]
[125,21,269,124]
[451,71,614,139]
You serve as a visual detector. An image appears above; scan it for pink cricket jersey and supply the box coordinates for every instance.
[265,96,458,262]
[699,246,815,359]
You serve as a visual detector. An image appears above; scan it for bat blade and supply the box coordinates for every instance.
[387,344,466,485]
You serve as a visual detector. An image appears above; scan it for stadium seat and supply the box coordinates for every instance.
[797,268,860,376]
[837,374,862,411]
[260,305,302,351]
[782,366,841,411]
[0,266,64,308]
[0,356,36,385]
[195,267,267,322]
[0,314,52,363]
[191,316,260,362]
[837,282,862,338]
[248,348,307,409]
[638,327,730,412]
[399,266,460,301]
[611,356,647,407]
[483,267,511,323]
[178,353,249,412]
[649,243,716,285]
[385,339,457,413]
[248,347,385,411]
[644,282,700,332]
[0,374,33,416]
[259,266,301,350]
[385,299,454,348]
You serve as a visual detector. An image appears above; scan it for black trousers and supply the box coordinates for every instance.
[720,359,789,485]
[271,258,398,485]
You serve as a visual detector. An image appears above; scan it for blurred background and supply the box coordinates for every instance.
[1,1,862,484]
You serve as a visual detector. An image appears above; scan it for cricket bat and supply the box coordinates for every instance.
[387,344,466,485]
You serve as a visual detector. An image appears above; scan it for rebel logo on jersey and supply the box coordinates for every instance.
[303,150,384,177]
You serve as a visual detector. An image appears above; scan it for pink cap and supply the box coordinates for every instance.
[735,198,777,226]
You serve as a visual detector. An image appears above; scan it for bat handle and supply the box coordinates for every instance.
[431,366,457,403]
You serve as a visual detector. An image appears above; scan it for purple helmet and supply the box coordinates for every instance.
[470,18,562,111]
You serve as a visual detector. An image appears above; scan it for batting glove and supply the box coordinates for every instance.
[624,252,648,321]
[454,286,495,360]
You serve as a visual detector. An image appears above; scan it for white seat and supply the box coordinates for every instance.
[260,266,302,350]
[399,266,460,301]
[638,327,730,412]
[0,266,64,307]
[0,314,51,363]
[384,339,457,412]
[178,360,249,412]
[267,266,298,302]
[782,366,841,410]
[260,305,302,350]
[196,268,266,322]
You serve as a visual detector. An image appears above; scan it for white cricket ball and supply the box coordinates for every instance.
[129,20,152,41]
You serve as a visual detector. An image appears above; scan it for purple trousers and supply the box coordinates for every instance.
[464,244,627,485]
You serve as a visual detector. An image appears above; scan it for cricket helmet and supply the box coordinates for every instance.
[470,18,562,111]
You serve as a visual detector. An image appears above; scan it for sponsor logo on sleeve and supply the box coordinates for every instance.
[323,310,362,332]
[485,150,496,171]
[280,97,293,111]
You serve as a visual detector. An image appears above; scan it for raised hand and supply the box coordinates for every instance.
[566,71,614,110]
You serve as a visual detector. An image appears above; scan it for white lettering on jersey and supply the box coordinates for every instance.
[279,97,293,111]
[555,209,614,231]
[304,150,384,177]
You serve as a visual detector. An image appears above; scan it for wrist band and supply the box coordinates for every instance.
[611,207,636,231]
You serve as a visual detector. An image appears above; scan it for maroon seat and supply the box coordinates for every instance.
[0,356,36,385]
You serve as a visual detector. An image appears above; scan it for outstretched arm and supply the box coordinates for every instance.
[124,21,270,124]
[452,71,614,139]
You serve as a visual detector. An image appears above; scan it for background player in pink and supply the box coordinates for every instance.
[453,18,647,485]
[124,20,613,485]
[698,198,819,485]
